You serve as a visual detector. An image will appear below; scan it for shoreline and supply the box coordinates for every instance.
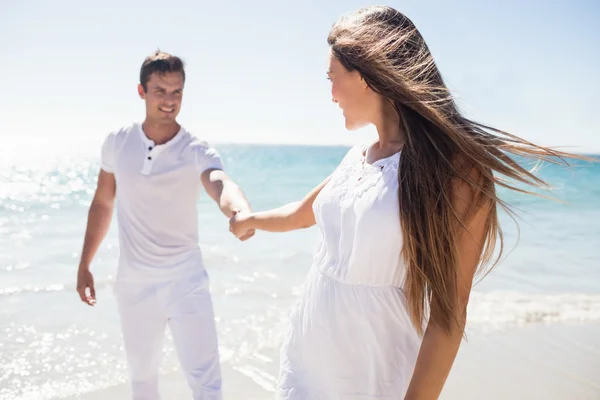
[65,322,600,400]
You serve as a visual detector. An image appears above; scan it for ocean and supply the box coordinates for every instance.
[0,143,599,399]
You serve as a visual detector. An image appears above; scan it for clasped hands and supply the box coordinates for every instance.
[229,210,255,241]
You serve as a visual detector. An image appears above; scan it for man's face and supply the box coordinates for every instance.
[138,71,184,123]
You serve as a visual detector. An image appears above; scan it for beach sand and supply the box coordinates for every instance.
[66,322,600,400]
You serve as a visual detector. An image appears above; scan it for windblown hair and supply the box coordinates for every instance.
[328,6,583,335]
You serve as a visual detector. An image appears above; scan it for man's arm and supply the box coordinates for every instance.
[76,170,116,305]
[201,168,252,218]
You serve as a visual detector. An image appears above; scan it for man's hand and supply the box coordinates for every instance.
[229,210,255,241]
[76,265,96,306]
[76,169,115,307]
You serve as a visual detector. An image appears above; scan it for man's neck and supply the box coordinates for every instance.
[141,119,181,145]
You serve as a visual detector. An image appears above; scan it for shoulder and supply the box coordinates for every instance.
[102,122,138,148]
[342,143,365,161]
[182,131,224,172]
[101,122,139,157]
[182,131,221,155]
[113,122,139,139]
[99,122,139,172]
[450,154,492,220]
[187,133,216,151]
[337,143,367,168]
[326,144,364,181]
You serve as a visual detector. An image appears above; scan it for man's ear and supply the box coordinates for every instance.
[138,84,146,99]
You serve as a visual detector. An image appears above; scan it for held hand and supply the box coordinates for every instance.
[76,265,96,306]
[229,210,255,241]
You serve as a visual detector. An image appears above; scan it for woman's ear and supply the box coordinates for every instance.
[360,75,369,90]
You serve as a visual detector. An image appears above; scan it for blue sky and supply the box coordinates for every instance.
[2,0,599,153]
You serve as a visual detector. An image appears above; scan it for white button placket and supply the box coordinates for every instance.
[141,141,156,175]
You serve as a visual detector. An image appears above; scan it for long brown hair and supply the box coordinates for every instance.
[328,6,587,335]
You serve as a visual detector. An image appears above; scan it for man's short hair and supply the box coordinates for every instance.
[140,50,185,91]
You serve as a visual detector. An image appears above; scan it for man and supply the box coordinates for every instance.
[76,50,254,399]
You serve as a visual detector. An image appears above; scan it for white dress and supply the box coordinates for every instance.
[277,144,423,399]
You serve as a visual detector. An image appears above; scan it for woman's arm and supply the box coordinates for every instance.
[404,170,492,400]
[230,175,331,236]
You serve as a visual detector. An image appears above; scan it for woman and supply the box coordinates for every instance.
[230,6,580,399]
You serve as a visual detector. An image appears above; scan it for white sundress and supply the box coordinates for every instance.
[277,144,423,399]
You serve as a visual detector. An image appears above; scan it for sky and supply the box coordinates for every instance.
[2,0,599,153]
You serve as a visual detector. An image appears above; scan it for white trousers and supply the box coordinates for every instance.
[114,269,221,400]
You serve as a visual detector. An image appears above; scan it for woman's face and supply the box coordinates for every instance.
[327,50,375,131]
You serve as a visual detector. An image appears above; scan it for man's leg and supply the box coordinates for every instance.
[115,282,168,400]
[166,271,222,400]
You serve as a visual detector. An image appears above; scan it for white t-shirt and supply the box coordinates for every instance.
[100,122,224,282]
